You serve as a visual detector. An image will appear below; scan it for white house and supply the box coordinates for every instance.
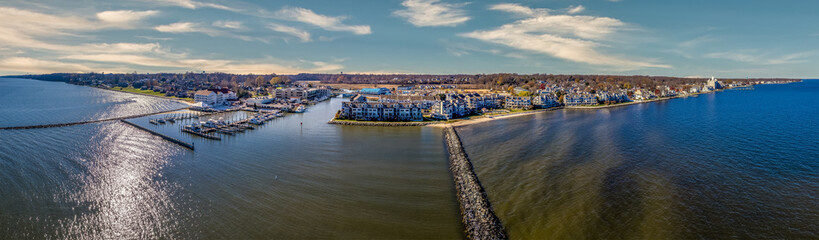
[194,88,237,106]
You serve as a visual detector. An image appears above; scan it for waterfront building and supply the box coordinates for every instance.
[533,92,561,108]
[429,93,503,120]
[707,77,723,90]
[564,93,598,106]
[246,96,273,105]
[339,101,426,121]
[596,91,630,104]
[631,89,657,101]
[504,96,534,110]
[274,88,331,100]
[194,88,237,106]
[359,87,391,95]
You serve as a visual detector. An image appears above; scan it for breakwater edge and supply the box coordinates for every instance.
[444,126,507,239]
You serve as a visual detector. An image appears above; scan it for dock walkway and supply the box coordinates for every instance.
[120,119,194,150]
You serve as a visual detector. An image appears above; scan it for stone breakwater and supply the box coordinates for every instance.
[444,126,507,240]
[0,107,187,130]
[327,119,433,126]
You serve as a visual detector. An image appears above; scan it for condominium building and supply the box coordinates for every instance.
[339,101,427,121]
[274,88,331,100]
[533,92,561,108]
[504,96,534,110]
[564,93,597,106]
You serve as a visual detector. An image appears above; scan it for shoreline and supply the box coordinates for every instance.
[10,78,196,106]
[433,90,735,127]
[98,86,196,106]
[327,91,722,129]
[428,108,561,128]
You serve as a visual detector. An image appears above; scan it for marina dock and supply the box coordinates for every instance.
[444,126,507,240]
[120,119,195,150]
[181,110,279,139]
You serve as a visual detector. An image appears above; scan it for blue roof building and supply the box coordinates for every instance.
[359,87,391,95]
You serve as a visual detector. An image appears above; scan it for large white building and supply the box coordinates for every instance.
[273,88,331,100]
[194,88,237,106]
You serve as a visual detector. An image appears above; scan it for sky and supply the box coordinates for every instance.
[0,0,817,78]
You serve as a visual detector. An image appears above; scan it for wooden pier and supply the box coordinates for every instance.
[120,120,195,150]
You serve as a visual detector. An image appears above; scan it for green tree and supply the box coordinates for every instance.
[270,76,282,85]
[254,76,265,87]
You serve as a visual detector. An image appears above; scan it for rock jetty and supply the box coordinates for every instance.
[444,126,507,240]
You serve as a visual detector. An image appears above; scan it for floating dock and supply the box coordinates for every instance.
[120,120,195,150]
[443,126,507,240]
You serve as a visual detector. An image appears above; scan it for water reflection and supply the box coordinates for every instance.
[56,123,186,239]
[458,82,819,239]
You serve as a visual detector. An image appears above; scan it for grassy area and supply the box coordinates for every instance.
[111,87,193,102]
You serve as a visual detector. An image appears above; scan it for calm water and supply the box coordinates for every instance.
[0,78,188,128]
[2,78,817,239]
[458,81,819,239]
[0,78,462,239]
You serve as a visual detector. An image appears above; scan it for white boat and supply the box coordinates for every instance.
[202,120,220,128]
[293,105,305,113]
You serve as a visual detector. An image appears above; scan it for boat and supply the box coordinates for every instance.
[202,120,220,128]
[157,119,166,124]
[182,124,221,140]
[293,105,305,113]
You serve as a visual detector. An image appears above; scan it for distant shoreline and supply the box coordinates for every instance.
[98,86,196,105]
[8,77,196,106]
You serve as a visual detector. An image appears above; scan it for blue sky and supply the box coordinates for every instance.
[0,0,816,78]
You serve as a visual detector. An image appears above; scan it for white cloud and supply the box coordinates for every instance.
[212,20,244,29]
[60,53,342,74]
[79,43,165,54]
[154,21,262,42]
[393,0,470,27]
[268,23,311,42]
[96,10,159,24]
[679,35,718,48]
[274,7,371,35]
[0,57,92,73]
[567,5,585,14]
[704,51,814,65]
[489,3,548,17]
[461,4,669,69]
[155,22,203,33]
[0,6,338,75]
[150,0,236,11]
[309,61,344,72]
[0,7,159,51]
